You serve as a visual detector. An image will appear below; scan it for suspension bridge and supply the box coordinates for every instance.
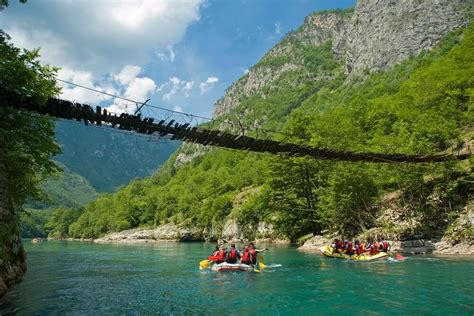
[1,85,471,164]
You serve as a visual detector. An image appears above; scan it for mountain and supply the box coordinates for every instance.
[20,117,181,236]
[21,162,98,238]
[54,120,181,192]
[58,0,472,251]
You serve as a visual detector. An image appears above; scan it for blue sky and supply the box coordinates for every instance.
[1,0,355,119]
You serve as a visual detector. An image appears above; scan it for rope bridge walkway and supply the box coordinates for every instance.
[1,86,471,164]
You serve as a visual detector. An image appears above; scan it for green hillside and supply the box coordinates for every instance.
[59,16,472,241]
[54,121,181,192]
[21,162,98,238]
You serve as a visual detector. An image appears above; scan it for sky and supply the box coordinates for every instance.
[0,0,355,120]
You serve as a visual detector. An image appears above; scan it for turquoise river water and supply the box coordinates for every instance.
[0,241,473,315]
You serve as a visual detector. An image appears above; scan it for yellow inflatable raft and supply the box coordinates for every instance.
[319,246,389,261]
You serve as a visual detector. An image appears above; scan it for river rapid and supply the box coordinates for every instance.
[0,241,473,315]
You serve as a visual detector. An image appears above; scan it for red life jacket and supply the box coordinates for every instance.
[336,241,344,249]
[346,242,354,251]
[249,248,257,264]
[241,251,250,264]
[382,241,389,251]
[371,242,379,255]
[228,249,237,260]
[217,249,226,262]
[357,243,364,255]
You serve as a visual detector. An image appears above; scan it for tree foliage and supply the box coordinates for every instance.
[0,31,60,206]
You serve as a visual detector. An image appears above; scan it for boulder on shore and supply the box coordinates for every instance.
[298,235,331,251]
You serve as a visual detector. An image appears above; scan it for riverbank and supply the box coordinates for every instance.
[91,222,291,244]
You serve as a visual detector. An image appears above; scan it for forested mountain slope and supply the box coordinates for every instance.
[54,121,181,193]
[21,162,98,238]
[57,1,473,246]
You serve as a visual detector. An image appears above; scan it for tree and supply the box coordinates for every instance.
[0,29,60,296]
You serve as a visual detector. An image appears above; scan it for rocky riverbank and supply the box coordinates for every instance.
[93,218,291,244]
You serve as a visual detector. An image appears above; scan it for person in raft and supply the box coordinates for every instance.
[331,238,390,255]
[240,245,251,264]
[213,245,227,264]
[247,242,268,265]
[331,239,345,254]
[225,244,241,264]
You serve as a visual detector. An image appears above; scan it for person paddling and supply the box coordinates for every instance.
[240,245,251,264]
[216,245,226,264]
[248,242,268,265]
[226,244,240,264]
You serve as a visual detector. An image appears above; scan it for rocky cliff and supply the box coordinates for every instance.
[334,0,472,76]
[213,0,472,117]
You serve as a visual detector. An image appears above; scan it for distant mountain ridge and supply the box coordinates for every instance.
[54,120,181,192]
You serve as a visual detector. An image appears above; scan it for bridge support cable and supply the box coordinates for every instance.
[1,87,471,164]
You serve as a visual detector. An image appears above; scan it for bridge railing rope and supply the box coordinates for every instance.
[1,86,471,164]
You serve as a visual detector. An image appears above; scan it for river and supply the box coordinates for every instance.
[0,241,473,315]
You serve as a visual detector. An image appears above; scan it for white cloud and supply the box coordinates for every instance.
[57,68,116,104]
[108,75,156,114]
[163,76,181,100]
[183,81,194,91]
[0,0,203,74]
[199,76,219,94]
[161,77,194,100]
[274,21,281,35]
[173,105,183,113]
[170,76,181,86]
[157,45,176,62]
[113,65,142,85]
[182,81,194,97]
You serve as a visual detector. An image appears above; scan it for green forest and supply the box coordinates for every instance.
[46,21,473,241]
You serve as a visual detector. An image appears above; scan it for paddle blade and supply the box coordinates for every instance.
[258,262,267,270]
[199,260,210,270]
[395,254,406,261]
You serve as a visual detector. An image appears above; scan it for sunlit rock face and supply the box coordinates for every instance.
[213,0,471,117]
[334,0,470,76]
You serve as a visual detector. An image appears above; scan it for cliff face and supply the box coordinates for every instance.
[212,11,350,118]
[213,0,472,117]
[335,0,472,76]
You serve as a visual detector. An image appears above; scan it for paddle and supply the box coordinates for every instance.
[199,259,210,270]
[395,253,406,261]
[199,256,220,270]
